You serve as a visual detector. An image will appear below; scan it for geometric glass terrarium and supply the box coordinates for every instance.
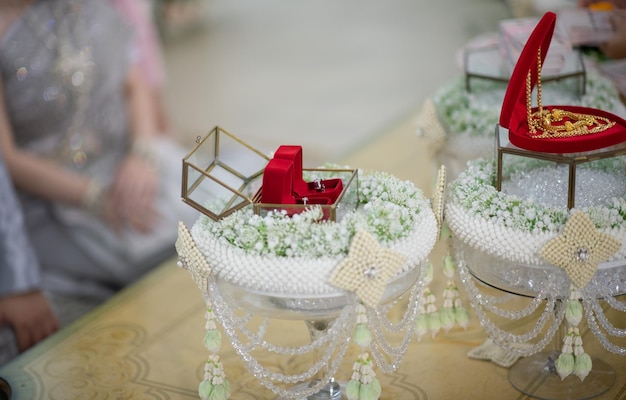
[464,44,586,96]
[182,126,270,220]
[495,124,626,209]
[182,126,359,222]
[494,11,626,211]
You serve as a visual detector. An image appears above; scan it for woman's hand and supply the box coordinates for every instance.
[0,291,59,352]
[104,153,160,233]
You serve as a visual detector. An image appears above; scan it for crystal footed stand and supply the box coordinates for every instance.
[455,241,624,400]
[305,380,341,400]
[509,317,616,400]
[303,320,343,400]
[509,351,615,400]
[276,319,344,400]
[211,266,423,400]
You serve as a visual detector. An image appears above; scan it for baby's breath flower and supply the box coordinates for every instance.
[449,159,626,233]
[202,169,428,258]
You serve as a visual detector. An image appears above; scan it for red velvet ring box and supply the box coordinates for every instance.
[272,145,343,203]
[500,12,626,153]
[261,158,333,207]
[260,158,297,205]
[260,145,345,211]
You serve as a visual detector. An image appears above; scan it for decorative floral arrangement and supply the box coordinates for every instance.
[449,158,626,235]
[432,69,624,138]
[198,169,427,258]
[446,156,626,384]
[177,165,445,400]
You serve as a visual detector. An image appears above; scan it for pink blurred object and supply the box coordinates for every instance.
[109,0,166,89]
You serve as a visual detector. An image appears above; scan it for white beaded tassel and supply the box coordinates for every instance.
[345,303,382,400]
[199,300,231,400]
[414,262,440,340]
[439,254,470,332]
[346,351,382,400]
[556,286,592,381]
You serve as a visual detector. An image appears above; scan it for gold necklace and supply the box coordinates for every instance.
[525,48,615,138]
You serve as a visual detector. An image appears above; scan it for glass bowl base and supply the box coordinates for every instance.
[276,379,344,400]
[509,351,616,400]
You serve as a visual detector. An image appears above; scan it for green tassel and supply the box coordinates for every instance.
[454,306,470,329]
[565,300,583,327]
[443,254,456,278]
[574,353,592,381]
[204,329,222,353]
[415,314,428,340]
[427,312,441,337]
[346,380,361,400]
[354,324,372,348]
[556,353,575,380]
[359,378,382,400]
[439,308,455,332]
[208,384,228,400]
[199,379,213,399]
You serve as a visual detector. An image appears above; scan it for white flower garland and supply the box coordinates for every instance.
[191,169,438,294]
[446,158,626,265]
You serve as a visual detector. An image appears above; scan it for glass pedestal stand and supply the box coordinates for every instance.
[211,266,423,400]
[304,321,342,400]
[454,241,626,400]
[508,317,615,400]
[276,320,343,400]
[509,351,615,400]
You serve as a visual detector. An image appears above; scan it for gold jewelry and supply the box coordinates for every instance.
[81,178,105,216]
[526,48,615,139]
[130,137,159,169]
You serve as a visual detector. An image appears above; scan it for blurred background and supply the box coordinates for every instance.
[156,0,516,165]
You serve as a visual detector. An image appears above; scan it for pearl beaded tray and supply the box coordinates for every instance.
[188,169,438,296]
[179,126,439,297]
[445,155,626,296]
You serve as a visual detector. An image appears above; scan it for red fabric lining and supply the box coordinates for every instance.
[500,12,626,153]
[273,145,343,202]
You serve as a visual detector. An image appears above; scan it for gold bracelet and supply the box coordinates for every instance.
[81,178,105,216]
[130,137,159,169]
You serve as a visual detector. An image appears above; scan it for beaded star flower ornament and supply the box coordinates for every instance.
[540,211,620,380]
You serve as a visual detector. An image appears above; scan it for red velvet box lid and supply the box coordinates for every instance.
[500,12,626,153]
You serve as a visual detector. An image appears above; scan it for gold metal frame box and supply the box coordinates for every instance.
[182,126,359,221]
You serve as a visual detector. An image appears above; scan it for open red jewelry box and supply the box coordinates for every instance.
[263,145,344,205]
[500,11,626,153]
[181,126,358,222]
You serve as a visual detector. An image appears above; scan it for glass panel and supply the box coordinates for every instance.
[182,126,270,220]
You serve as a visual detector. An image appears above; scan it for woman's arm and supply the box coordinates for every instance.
[108,63,161,232]
[0,80,91,208]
